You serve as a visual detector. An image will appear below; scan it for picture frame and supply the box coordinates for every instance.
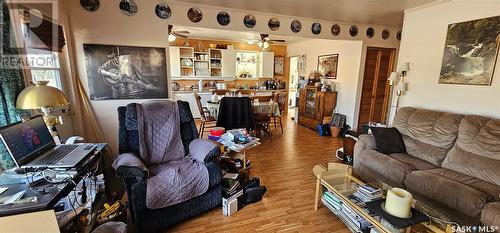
[438,15,500,85]
[83,44,168,100]
[274,55,285,76]
[317,54,339,79]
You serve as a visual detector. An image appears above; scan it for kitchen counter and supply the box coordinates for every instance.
[173,89,286,93]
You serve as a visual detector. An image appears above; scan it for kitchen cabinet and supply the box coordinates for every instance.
[259,51,274,78]
[221,49,236,77]
[298,87,337,130]
[169,46,181,77]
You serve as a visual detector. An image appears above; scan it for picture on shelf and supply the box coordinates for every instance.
[317,54,339,79]
[83,44,168,100]
[439,16,500,85]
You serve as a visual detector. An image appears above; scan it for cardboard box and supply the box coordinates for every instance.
[222,189,244,216]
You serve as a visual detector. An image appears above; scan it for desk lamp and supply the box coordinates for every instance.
[16,81,69,141]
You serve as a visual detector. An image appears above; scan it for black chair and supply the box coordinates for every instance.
[114,101,222,232]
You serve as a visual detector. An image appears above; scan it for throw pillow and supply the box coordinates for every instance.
[370,127,406,154]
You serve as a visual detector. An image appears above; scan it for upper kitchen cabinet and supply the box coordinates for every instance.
[169,46,181,77]
[259,51,274,78]
[221,49,236,77]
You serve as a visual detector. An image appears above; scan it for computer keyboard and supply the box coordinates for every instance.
[36,145,79,165]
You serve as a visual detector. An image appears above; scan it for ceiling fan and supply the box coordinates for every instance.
[168,25,190,42]
[248,34,286,49]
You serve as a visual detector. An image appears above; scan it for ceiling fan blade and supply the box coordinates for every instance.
[168,24,173,34]
[174,31,190,34]
[270,39,286,43]
[173,32,188,38]
[260,33,269,40]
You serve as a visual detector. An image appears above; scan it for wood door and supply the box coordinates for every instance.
[357,47,396,130]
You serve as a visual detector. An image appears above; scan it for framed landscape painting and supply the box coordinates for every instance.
[317,54,339,79]
[439,16,500,85]
[83,44,168,100]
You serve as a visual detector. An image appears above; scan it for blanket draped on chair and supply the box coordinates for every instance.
[136,100,209,209]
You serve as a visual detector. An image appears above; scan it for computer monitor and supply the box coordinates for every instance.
[0,116,54,167]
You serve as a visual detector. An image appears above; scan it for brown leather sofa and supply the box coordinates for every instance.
[354,107,500,227]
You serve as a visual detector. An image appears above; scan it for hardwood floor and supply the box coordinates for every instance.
[168,117,349,232]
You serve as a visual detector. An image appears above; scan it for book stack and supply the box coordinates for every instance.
[222,173,241,197]
[208,127,225,141]
[341,196,372,231]
[321,191,342,212]
[354,185,383,203]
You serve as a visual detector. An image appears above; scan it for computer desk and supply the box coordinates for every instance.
[0,143,107,217]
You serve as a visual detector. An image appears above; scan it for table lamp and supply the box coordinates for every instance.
[16,81,69,139]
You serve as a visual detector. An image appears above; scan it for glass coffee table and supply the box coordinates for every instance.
[313,163,453,233]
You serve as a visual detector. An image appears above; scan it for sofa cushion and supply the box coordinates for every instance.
[405,169,492,218]
[481,202,500,230]
[370,127,406,154]
[442,115,500,186]
[393,107,464,165]
[389,153,438,171]
[357,150,434,187]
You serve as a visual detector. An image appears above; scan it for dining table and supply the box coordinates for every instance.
[206,97,280,119]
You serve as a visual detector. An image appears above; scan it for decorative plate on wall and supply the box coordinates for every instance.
[366,27,374,38]
[331,24,340,36]
[217,11,231,26]
[349,25,358,37]
[155,2,171,19]
[80,0,100,12]
[382,29,390,40]
[187,8,202,23]
[311,23,321,35]
[268,17,280,31]
[119,0,138,16]
[243,15,256,28]
[291,20,301,33]
[396,31,402,41]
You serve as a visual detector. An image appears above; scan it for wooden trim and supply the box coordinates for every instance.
[380,49,396,124]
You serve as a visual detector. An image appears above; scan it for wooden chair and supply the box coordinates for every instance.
[271,92,287,133]
[251,95,274,138]
[212,90,228,96]
[194,93,217,138]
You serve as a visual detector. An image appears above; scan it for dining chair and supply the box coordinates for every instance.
[272,92,287,133]
[194,93,217,138]
[251,95,274,138]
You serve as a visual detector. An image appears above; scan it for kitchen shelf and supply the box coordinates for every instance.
[171,76,236,81]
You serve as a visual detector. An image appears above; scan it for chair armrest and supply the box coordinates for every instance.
[112,153,149,180]
[354,134,376,156]
[189,139,221,163]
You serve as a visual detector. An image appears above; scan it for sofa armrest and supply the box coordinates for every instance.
[112,153,148,181]
[353,134,376,169]
[189,139,221,163]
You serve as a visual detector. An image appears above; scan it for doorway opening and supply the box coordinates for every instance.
[288,56,299,121]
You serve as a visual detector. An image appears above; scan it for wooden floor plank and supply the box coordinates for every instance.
[166,117,348,232]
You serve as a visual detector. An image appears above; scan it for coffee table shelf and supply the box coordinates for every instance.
[313,163,450,233]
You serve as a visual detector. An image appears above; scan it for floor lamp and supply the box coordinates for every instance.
[387,63,409,125]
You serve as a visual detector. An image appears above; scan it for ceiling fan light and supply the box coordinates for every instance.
[258,41,263,48]
[247,39,254,45]
[168,34,176,42]
[263,41,269,49]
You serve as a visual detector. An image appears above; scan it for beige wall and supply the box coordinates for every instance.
[62,0,401,150]
[391,0,500,122]
[287,39,363,127]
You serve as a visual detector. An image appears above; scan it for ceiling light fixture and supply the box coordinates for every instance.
[168,34,176,42]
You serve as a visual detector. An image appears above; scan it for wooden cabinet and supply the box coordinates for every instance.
[298,87,337,130]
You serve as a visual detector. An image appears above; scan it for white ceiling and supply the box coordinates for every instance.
[175,0,439,26]
[173,25,303,44]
